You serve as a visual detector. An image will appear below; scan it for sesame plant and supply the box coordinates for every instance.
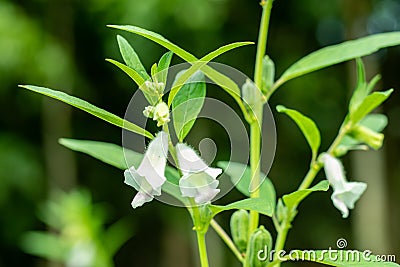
[20,0,400,266]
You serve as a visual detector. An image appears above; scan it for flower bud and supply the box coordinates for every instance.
[153,102,170,127]
[142,81,165,105]
[230,210,249,253]
[242,79,263,121]
[246,226,273,267]
[143,105,155,118]
[262,55,275,95]
[349,125,384,150]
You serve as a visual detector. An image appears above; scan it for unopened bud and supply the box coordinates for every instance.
[242,79,263,121]
[143,105,155,118]
[262,55,275,95]
[349,125,384,150]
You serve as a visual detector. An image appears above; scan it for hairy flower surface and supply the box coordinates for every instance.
[176,143,221,204]
[124,131,168,208]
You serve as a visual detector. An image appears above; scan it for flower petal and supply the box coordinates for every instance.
[176,143,221,177]
[179,172,220,204]
[131,192,154,209]
[124,131,169,208]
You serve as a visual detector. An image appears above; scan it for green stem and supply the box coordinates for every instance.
[196,230,209,267]
[248,121,262,232]
[210,219,244,262]
[254,0,274,88]
[248,0,274,239]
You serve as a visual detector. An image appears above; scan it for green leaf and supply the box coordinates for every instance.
[211,197,274,217]
[106,59,160,105]
[172,70,206,141]
[167,41,253,106]
[20,232,66,261]
[108,25,195,62]
[104,217,134,256]
[20,85,153,139]
[108,25,252,106]
[286,249,399,266]
[349,58,368,114]
[156,51,173,84]
[217,161,276,210]
[276,32,400,88]
[277,105,321,161]
[106,59,145,86]
[282,180,329,210]
[59,138,142,169]
[117,35,150,80]
[350,89,393,124]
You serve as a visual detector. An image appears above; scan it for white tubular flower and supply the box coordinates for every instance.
[176,143,221,204]
[153,102,170,127]
[321,153,367,218]
[124,131,168,208]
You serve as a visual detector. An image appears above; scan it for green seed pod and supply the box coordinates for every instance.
[230,210,249,253]
[246,226,273,267]
[241,79,263,121]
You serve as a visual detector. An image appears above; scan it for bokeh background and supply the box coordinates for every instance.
[0,0,399,266]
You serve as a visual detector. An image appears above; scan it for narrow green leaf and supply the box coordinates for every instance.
[172,70,206,141]
[167,41,253,106]
[217,161,276,209]
[104,217,134,256]
[277,105,321,161]
[108,25,252,102]
[156,51,173,84]
[106,59,159,105]
[20,232,66,261]
[349,58,368,114]
[211,197,274,217]
[20,85,153,139]
[350,89,393,124]
[282,180,329,210]
[106,59,145,86]
[117,35,150,80]
[59,138,142,170]
[287,249,399,266]
[108,25,195,62]
[277,32,400,88]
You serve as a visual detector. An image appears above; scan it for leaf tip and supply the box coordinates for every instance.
[276,105,286,112]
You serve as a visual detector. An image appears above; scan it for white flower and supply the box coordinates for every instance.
[321,153,367,218]
[153,102,170,127]
[176,143,221,204]
[124,131,168,208]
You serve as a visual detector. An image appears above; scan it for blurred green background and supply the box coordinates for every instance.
[0,0,399,266]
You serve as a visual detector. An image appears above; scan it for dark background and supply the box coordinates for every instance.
[0,0,399,266]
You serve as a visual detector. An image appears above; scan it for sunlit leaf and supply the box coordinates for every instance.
[172,70,206,141]
[117,35,150,80]
[282,180,329,210]
[277,105,321,161]
[20,85,153,139]
[276,32,400,89]
[211,197,274,217]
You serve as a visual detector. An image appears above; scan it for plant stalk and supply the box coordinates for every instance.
[248,0,274,237]
[210,219,244,262]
